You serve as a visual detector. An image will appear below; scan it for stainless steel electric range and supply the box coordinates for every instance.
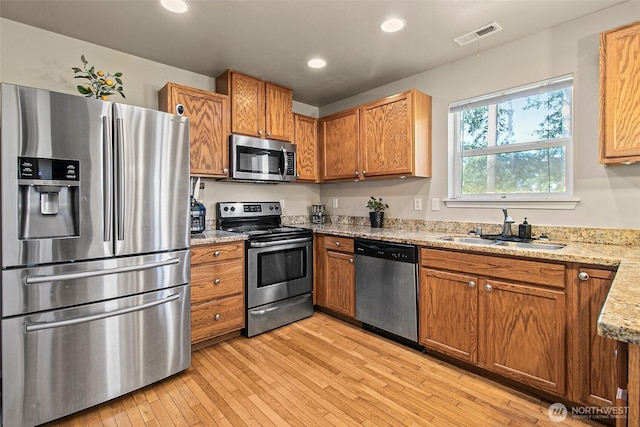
[216,202,313,337]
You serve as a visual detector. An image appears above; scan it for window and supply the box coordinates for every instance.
[449,75,573,203]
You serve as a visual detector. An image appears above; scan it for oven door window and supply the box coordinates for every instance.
[257,247,306,287]
[237,146,283,176]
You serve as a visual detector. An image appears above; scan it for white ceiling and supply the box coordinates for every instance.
[0,0,631,106]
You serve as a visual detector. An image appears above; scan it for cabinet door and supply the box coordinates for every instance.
[575,267,626,407]
[294,114,318,182]
[360,92,413,177]
[265,82,293,142]
[480,279,566,395]
[324,250,355,317]
[320,108,360,181]
[419,268,478,363]
[230,72,265,138]
[600,22,640,164]
[158,83,230,177]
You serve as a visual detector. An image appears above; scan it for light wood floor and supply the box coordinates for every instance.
[48,312,599,427]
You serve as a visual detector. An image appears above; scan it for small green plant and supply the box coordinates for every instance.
[366,196,389,212]
[72,55,125,100]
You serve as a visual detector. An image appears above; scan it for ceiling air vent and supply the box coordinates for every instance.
[453,21,503,46]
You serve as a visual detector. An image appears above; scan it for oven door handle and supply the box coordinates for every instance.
[249,237,312,248]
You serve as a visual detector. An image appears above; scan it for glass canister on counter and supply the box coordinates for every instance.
[312,204,326,224]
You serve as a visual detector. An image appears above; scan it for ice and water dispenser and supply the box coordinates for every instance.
[17,156,80,239]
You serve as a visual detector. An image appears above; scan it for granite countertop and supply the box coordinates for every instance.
[190,229,247,245]
[190,223,640,345]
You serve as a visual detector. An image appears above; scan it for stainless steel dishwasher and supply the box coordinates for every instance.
[355,238,418,343]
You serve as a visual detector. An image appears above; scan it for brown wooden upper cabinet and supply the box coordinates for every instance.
[216,70,294,142]
[294,113,319,182]
[158,82,230,177]
[319,90,432,182]
[599,21,640,164]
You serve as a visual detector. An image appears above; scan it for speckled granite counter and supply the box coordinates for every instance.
[308,223,640,345]
[190,230,247,246]
[191,222,640,345]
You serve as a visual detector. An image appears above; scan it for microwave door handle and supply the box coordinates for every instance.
[281,147,288,179]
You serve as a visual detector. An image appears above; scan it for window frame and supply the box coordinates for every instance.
[447,75,578,209]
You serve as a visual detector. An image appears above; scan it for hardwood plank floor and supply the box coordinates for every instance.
[47,312,599,426]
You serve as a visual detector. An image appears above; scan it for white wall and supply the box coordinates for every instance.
[318,1,640,229]
[3,4,640,228]
[0,18,321,217]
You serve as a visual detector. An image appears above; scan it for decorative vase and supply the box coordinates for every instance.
[369,212,384,228]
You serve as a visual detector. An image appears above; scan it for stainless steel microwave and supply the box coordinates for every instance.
[229,134,297,182]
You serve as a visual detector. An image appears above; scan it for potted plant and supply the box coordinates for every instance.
[366,196,389,228]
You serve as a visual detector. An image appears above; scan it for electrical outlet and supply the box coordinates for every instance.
[414,198,422,211]
[431,198,440,211]
[332,198,339,209]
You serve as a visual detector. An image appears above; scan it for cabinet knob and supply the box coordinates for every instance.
[214,251,221,257]
[614,349,618,358]
[355,170,359,176]
[296,173,300,177]
[362,170,366,175]
[578,271,589,281]
[214,314,221,321]
[485,284,493,292]
[468,281,476,288]
[335,241,340,247]
[266,131,271,136]
[223,168,229,174]
[349,258,354,264]
[214,278,220,285]
[258,130,263,136]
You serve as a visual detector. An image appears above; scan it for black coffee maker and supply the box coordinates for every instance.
[190,196,206,234]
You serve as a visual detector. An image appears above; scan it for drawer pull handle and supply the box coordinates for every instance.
[214,251,221,257]
[214,278,220,285]
[335,241,340,247]
[214,314,221,321]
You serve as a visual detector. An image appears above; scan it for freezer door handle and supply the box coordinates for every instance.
[25,293,181,332]
[25,257,181,284]
[103,116,113,242]
[115,117,125,241]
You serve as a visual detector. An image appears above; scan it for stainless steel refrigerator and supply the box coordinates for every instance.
[0,83,191,427]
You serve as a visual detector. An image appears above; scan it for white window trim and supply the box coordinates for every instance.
[447,74,578,209]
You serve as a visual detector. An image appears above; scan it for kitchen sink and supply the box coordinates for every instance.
[492,241,565,250]
[439,236,498,245]
[440,236,565,250]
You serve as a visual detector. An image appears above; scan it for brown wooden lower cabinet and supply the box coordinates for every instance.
[315,235,355,318]
[419,247,566,395]
[567,265,627,409]
[190,242,245,344]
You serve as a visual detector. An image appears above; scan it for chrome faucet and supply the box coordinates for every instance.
[501,208,514,237]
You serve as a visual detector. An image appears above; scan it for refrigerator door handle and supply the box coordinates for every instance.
[25,293,181,332]
[25,257,181,284]
[103,116,113,242]
[115,117,125,241]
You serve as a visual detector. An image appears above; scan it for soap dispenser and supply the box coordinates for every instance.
[518,217,532,239]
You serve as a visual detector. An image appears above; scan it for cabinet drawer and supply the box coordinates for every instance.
[191,294,244,344]
[323,236,354,253]
[420,248,565,289]
[191,259,244,304]
[191,242,244,265]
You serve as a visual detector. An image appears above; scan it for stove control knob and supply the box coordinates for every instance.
[223,207,229,211]
[269,206,274,210]
[274,205,280,211]
[230,207,235,212]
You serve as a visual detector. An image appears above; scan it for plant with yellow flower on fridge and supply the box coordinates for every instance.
[72,55,125,100]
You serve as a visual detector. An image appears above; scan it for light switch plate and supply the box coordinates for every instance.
[431,198,440,211]
[414,198,422,211]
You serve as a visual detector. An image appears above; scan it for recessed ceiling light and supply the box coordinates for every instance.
[381,17,406,33]
[160,0,189,13]
[308,58,327,69]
